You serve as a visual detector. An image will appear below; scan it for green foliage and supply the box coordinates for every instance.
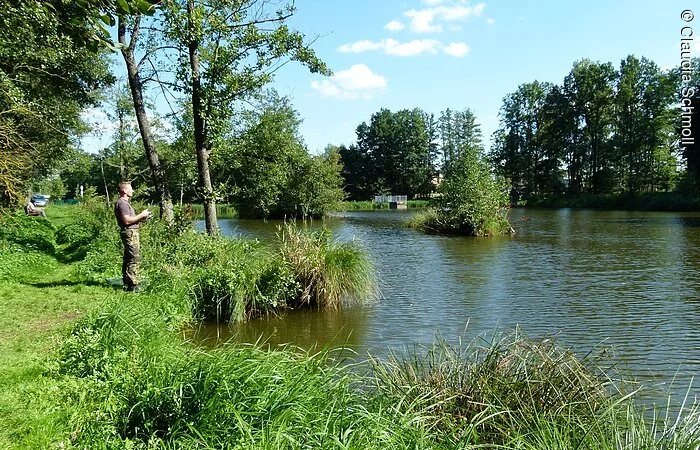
[55,294,435,449]
[492,55,690,202]
[344,108,436,200]
[164,1,330,138]
[0,238,58,283]
[437,152,511,236]
[219,93,344,219]
[0,1,114,205]
[0,210,56,255]
[279,149,346,217]
[412,137,512,236]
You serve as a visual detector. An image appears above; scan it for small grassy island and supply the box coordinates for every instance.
[410,150,514,237]
[1,204,698,449]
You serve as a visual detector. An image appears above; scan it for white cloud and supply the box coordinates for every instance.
[443,42,470,57]
[338,38,441,56]
[337,40,385,53]
[405,9,443,33]
[387,39,441,56]
[405,2,486,33]
[311,64,387,100]
[486,17,495,25]
[384,20,405,31]
[338,38,469,58]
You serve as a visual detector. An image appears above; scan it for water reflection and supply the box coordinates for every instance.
[187,307,370,352]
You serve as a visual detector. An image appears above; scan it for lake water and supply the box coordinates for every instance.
[196,208,700,405]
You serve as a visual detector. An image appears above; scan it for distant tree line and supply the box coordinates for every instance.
[335,55,699,203]
[491,56,700,200]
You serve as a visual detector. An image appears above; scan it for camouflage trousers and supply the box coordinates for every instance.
[120,229,140,289]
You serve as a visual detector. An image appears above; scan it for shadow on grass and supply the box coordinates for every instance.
[25,279,110,289]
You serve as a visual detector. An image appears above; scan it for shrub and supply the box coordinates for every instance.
[0,211,56,254]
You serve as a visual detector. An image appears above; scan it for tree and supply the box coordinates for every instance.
[280,148,345,218]
[0,0,114,205]
[217,92,342,218]
[118,13,175,223]
[614,56,678,193]
[354,108,432,198]
[163,0,330,235]
[337,143,373,201]
[678,57,700,192]
[435,150,511,236]
[490,82,556,198]
[563,59,617,194]
[439,108,483,164]
[415,115,511,236]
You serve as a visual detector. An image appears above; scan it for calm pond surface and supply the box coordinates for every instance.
[196,208,700,404]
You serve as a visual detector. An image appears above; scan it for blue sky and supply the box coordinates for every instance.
[271,0,699,153]
[83,0,699,154]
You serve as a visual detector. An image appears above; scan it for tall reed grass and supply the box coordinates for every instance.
[55,306,700,449]
[367,330,700,448]
[277,222,377,310]
[55,295,438,449]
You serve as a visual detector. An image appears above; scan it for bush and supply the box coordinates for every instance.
[0,211,56,254]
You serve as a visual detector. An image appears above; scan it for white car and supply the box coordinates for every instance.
[31,194,50,207]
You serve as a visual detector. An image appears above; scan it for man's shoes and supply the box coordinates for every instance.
[124,283,141,293]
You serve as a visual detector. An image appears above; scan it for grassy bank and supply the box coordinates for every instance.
[522,192,700,211]
[1,203,699,448]
[338,199,430,211]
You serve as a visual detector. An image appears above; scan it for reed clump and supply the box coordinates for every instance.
[277,222,376,310]
[368,330,700,448]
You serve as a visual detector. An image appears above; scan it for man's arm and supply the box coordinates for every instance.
[120,209,151,226]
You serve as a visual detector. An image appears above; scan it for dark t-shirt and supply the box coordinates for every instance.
[115,198,138,230]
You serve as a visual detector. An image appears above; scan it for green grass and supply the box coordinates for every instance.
[1,203,699,449]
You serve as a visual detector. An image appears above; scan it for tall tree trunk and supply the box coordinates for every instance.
[118,16,174,225]
[100,157,110,206]
[187,0,218,236]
